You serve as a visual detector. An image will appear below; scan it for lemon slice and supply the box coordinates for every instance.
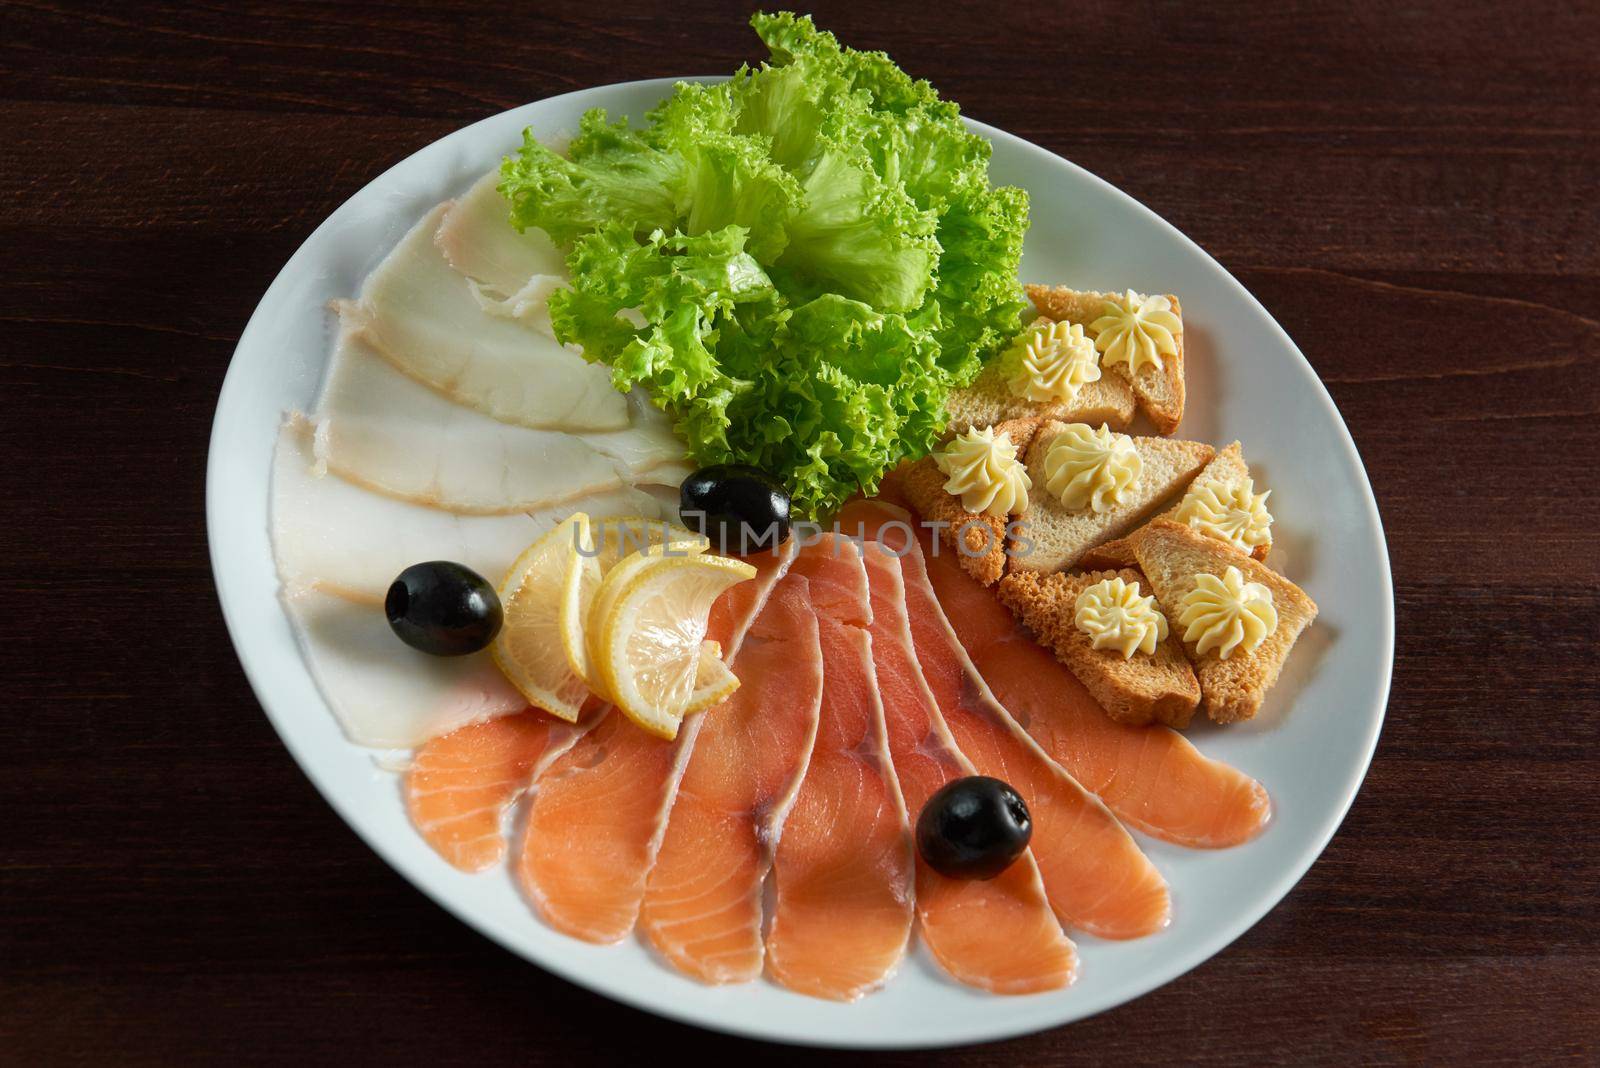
[581,548,663,701]
[596,554,756,738]
[493,514,591,721]
[559,516,708,689]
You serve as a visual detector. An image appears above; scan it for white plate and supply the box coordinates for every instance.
[207,78,1392,1049]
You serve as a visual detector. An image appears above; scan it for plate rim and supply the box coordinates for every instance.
[207,76,1394,1049]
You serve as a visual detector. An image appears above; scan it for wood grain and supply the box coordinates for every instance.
[3,1,1596,1063]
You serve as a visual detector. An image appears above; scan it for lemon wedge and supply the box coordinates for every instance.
[686,639,741,712]
[493,514,591,721]
[559,516,708,688]
[594,554,755,739]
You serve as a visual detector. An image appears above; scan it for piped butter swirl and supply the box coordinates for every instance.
[934,425,1031,517]
[1042,423,1142,512]
[1175,476,1274,552]
[1005,321,1101,403]
[1177,566,1277,660]
[1089,290,1182,376]
[1074,576,1169,658]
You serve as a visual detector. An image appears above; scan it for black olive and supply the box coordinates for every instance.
[385,561,502,656]
[915,776,1032,880]
[679,464,792,555]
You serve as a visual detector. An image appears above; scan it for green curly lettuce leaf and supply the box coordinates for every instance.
[500,12,1030,516]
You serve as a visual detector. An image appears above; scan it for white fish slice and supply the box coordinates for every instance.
[429,171,693,485]
[270,419,664,604]
[282,582,526,749]
[340,202,628,432]
[603,390,694,487]
[435,171,568,336]
[309,330,684,514]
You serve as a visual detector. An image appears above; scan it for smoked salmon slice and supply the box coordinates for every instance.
[638,575,823,982]
[910,514,1272,848]
[764,536,916,1001]
[404,704,594,872]
[514,544,794,943]
[840,501,1170,939]
[859,543,1077,994]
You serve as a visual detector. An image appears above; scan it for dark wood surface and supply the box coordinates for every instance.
[4,1,1597,1063]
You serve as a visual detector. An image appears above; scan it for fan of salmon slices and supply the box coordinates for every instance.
[404,502,1271,1000]
[274,171,1273,1002]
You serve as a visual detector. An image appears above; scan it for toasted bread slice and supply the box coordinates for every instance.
[900,417,1043,586]
[1133,519,1317,724]
[1008,421,1213,574]
[946,317,1136,435]
[1025,285,1186,434]
[1081,442,1272,569]
[997,568,1200,728]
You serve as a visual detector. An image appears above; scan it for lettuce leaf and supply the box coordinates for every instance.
[501,111,685,244]
[501,12,1029,516]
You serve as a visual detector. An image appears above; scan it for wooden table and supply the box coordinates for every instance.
[5,2,1596,1062]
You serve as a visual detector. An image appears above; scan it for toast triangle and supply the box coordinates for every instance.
[1025,285,1186,434]
[1133,518,1318,724]
[900,416,1043,586]
[998,568,1200,728]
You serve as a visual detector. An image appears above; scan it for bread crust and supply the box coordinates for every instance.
[998,568,1200,728]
